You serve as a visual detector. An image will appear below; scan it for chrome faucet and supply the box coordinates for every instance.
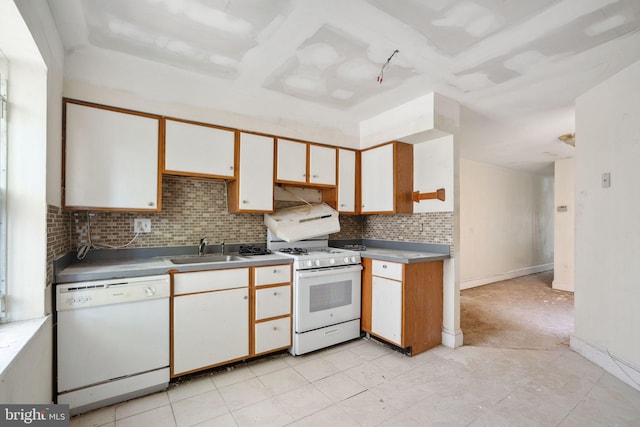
[198,237,207,256]
[220,240,225,255]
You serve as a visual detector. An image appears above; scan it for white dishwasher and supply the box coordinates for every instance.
[56,274,170,415]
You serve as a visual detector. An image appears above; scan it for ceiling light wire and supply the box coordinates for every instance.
[377,49,399,84]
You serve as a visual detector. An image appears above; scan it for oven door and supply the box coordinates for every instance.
[294,264,362,333]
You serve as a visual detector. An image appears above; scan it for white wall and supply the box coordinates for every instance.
[553,158,575,292]
[459,159,554,289]
[413,135,454,213]
[571,59,640,390]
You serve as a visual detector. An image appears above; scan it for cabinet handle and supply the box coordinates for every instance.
[148,202,154,207]
[382,265,388,269]
[242,200,248,204]
[312,174,319,178]
[272,326,278,331]
[243,295,248,300]
[229,166,234,170]
[273,291,278,296]
[273,269,278,274]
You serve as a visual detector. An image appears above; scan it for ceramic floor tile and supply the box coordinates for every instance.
[490,389,573,426]
[403,393,487,426]
[291,357,339,383]
[218,377,272,411]
[248,355,290,376]
[171,390,228,427]
[343,361,390,388]
[115,391,170,420]
[369,377,432,411]
[377,413,425,427]
[370,351,423,378]
[558,396,640,427]
[258,366,308,395]
[231,397,293,427]
[468,407,540,426]
[320,348,364,371]
[273,383,332,420]
[70,406,116,427]
[193,413,238,427]
[168,375,216,403]
[115,405,175,427]
[291,405,360,427]
[348,338,394,361]
[284,351,323,367]
[313,372,366,403]
[593,371,640,408]
[211,365,256,389]
[338,389,400,427]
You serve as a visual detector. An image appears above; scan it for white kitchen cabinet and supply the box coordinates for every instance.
[227,132,274,212]
[362,258,444,356]
[252,264,292,356]
[337,148,357,213]
[371,276,403,346]
[172,268,249,376]
[276,139,336,187]
[164,118,235,178]
[360,141,413,214]
[276,139,307,183]
[309,144,336,185]
[64,99,161,211]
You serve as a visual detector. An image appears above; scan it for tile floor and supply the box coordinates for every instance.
[70,338,640,426]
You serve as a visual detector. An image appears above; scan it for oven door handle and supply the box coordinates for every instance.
[297,265,363,279]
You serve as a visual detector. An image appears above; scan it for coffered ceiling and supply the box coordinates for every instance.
[47,0,640,173]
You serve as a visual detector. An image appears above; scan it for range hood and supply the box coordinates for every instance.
[264,203,340,242]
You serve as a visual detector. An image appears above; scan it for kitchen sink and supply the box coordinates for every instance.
[170,255,244,264]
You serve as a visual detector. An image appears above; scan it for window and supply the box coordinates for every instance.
[0,50,7,320]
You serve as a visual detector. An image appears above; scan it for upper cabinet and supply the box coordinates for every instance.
[276,139,336,187]
[337,149,358,213]
[164,118,235,179]
[63,99,162,211]
[227,132,275,213]
[360,141,413,214]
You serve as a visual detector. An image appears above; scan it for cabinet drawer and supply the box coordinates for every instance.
[255,317,291,355]
[174,268,249,295]
[255,285,291,320]
[372,260,403,281]
[254,265,291,286]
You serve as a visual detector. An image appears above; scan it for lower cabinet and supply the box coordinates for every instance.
[362,258,444,356]
[171,264,292,377]
[171,269,250,377]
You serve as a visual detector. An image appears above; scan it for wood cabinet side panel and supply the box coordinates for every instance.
[403,261,443,355]
[394,142,414,214]
[361,257,373,332]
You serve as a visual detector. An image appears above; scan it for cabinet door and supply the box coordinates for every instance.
[276,139,307,183]
[309,145,336,185]
[337,149,356,212]
[237,133,274,211]
[164,119,235,178]
[360,144,394,213]
[371,276,402,346]
[64,101,160,210]
[173,287,249,376]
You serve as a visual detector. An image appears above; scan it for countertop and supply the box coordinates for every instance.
[359,247,450,263]
[55,253,293,284]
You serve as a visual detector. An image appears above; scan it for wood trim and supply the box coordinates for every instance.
[156,117,164,211]
[164,116,236,132]
[163,170,236,180]
[255,282,292,289]
[305,142,311,183]
[61,99,67,208]
[63,98,163,120]
[171,353,251,379]
[226,131,241,212]
[355,150,362,214]
[254,314,290,324]
[169,271,176,377]
[249,266,256,357]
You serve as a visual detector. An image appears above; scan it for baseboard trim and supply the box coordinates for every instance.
[570,335,640,392]
[460,263,553,290]
[442,328,463,348]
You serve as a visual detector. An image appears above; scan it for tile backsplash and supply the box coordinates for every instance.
[50,176,451,257]
[47,205,71,286]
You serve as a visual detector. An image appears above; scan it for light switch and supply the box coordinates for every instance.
[557,206,568,212]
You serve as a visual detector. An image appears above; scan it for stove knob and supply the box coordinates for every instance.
[306,260,313,267]
[350,256,356,263]
[315,259,321,266]
[329,258,336,265]
[344,257,350,263]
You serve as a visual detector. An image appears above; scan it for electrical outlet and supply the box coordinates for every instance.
[601,172,611,188]
[134,218,151,233]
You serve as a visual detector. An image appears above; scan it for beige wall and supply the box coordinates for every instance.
[553,158,575,292]
[459,159,554,289]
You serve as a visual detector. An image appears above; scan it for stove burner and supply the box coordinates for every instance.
[279,247,308,255]
[343,244,367,251]
[239,245,271,256]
